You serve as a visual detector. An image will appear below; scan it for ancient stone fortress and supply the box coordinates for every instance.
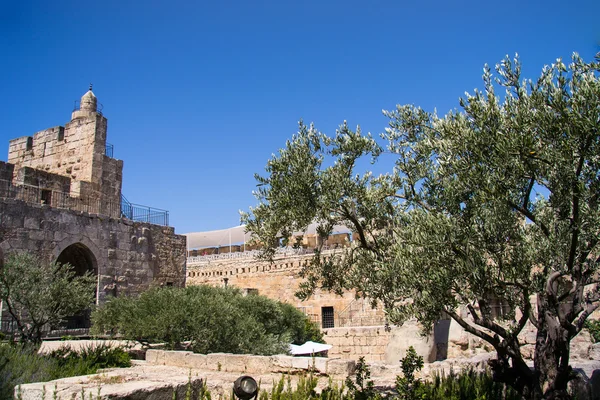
[185,232,434,363]
[185,231,598,365]
[0,88,187,327]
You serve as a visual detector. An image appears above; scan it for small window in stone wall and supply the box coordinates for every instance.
[165,282,173,287]
[245,288,259,296]
[321,306,335,328]
[41,190,52,205]
[57,126,65,141]
[26,137,33,151]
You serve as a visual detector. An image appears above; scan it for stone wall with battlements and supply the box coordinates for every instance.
[186,250,389,330]
[187,251,364,328]
[7,90,122,206]
[0,197,187,303]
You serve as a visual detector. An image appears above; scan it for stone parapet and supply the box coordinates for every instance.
[145,349,356,377]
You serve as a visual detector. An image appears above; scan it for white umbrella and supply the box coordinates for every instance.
[289,341,332,355]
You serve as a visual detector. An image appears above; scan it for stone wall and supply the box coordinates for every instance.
[145,349,356,377]
[324,323,437,363]
[14,166,71,193]
[7,104,122,207]
[0,197,187,303]
[186,252,378,328]
[0,161,14,182]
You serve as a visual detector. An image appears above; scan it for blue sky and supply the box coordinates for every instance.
[1,0,598,234]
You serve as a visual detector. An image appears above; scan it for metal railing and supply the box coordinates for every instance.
[187,246,339,266]
[73,100,104,116]
[0,180,170,226]
[187,248,310,265]
[121,195,169,226]
[105,143,114,158]
[0,317,90,339]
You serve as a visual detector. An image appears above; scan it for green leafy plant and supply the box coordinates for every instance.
[395,347,424,400]
[0,252,96,344]
[0,342,130,398]
[345,357,380,400]
[91,285,323,355]
[242,52,600,399]
[584,319,600,343]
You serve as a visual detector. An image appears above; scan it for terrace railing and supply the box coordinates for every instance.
[121,195,169,226]
[0,179,169,226]
[187,246,337,266]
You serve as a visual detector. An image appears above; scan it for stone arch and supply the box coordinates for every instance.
[56,242,98,277]
[54,240,99,329]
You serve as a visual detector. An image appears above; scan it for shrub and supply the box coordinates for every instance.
[395,347,424,400]
[0,343,131,398]
[91,285,323,355]
[585,319,600,343]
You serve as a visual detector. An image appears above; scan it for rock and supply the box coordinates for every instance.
[589,343,600,361]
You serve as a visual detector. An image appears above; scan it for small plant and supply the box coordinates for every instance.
[395,346,424,400]
[585,319,600,343]
[345,357,379,400]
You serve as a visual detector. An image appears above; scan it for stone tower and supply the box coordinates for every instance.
[7,87,123,211]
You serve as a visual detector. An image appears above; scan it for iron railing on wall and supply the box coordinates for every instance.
[73,100,104,116]
[121,195,169,226]
[0,317,90,339]
[0,179,169,227]
[105,143,114,158]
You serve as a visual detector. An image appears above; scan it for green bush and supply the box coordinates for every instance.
[0,345,55,399]
[585,319,600,343]
[91,285,323,355]
[421,368,521,400]
[48,344,131,376]
[0,343,130,399]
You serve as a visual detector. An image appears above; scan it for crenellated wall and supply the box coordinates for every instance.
[7,97,122,207]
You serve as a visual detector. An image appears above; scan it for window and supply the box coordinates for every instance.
[245,288,259,296]
[41,190,52,205]
[321,306,335,328]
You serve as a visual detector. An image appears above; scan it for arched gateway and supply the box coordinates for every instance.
[56,242,98,329]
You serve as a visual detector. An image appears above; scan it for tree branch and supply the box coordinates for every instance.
[506,199,550,238]
[446,308,500,346]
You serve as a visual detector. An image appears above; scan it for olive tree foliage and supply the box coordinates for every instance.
[241,53,600,399]
[91,285,323,355]
[0,252,96,343]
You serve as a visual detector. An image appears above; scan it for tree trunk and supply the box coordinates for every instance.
[533,298,573,399]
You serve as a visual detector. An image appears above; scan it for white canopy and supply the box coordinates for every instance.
[184,223,351,250]
[289,341,332,355]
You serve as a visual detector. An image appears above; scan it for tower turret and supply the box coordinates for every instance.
[72,84,100,119]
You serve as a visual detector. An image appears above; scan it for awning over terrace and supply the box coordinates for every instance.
[184,223,351,250]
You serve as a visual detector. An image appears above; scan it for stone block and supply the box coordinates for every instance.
[184,353,207,369]
[290,357,312,370]
[145,349,165,365]
[328,359,356,377]
[163,350,192,367]
[24,217,40,230]
[245,355,273,374]
[271,355,294,370]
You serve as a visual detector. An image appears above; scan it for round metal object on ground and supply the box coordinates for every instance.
[233,375,258,399]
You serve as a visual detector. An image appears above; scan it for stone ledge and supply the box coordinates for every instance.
[145,349,356,377]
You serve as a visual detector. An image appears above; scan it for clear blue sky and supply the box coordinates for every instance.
[1,0,598,234]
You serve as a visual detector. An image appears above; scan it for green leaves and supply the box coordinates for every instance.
[244,53,600,395]
[91,285,322,355]
[0,252,96,343]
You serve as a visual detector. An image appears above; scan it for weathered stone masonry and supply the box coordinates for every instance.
[0,198,186,302]
[0,88,187,314]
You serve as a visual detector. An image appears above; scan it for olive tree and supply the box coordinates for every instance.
[242,53,600,399]
[0,252,96,343]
